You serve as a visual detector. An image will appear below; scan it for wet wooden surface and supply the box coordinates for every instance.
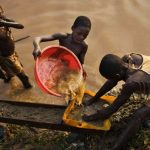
[0,100,65,124]
[0,95,108,134]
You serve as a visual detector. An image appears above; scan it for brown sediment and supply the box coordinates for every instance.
[68,93,110,127]
[56,70,83,104]
[0,102,64,123]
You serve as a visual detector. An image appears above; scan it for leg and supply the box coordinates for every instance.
[0,68,7,80]
[112,105,150,150]
[0,67,13,83]
[0,55,16,82]
[3,72,14,83]
[2,52,32,89]
[4,75,12,83]
[17,72,32,89]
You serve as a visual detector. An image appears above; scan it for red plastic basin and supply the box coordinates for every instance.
[34,45,83,97]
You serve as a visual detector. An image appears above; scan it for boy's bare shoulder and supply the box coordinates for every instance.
[53,32,68,38]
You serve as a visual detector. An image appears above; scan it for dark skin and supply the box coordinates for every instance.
[83,70,150,120]
[32,26,90,65]
[82,55,150,150]
[0,14,24,29]
[0,10,32,89]
[85,53,144,106]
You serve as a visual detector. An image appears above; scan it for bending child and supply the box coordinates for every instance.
[82,54,150,150]
[32,16,91,78]
[0,6,32,89]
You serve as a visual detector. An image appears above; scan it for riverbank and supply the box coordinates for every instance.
[0,122,149,150]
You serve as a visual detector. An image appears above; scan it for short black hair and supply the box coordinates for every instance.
[72,16,91,29]
[99,54,123,79]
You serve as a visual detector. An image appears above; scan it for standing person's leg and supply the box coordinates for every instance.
[0,56,14,82]
[0,67,7,80]
[17,71,32,89]
[12,52,32,89]
[112,105,150,150]
[0,65,15,83]
[1,52,32,89]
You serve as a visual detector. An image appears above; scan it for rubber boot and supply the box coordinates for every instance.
[0,68,7,80]
[4,76,12,83]
[0,68,13,83]
[17,72,32,89]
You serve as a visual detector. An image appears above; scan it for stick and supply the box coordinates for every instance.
[14,35,30,43]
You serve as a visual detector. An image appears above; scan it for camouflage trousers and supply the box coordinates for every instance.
[0,51,23,78]
[110,93,150,123]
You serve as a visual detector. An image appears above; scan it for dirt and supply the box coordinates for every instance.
[0,94,149,150]
[0,119,150,150]
[68,94,109,127]
[0,102,65,124]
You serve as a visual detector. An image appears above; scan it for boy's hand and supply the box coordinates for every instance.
[83,69,87,80]
[82,109,110,121]
[32,49,41,60]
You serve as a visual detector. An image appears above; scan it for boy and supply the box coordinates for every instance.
[82,54,150,150]
[32,16,91,77]
[0,6,32,89]
[32,16,91,142]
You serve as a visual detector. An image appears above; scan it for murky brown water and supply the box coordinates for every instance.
[1,0,150,105]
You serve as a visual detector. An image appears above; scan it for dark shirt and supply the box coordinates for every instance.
[109,70,150,113]
[124,69,150,94]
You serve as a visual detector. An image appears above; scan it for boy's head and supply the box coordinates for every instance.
[72,16,91,29]
[99,54,126,80]
[71,16,91,43]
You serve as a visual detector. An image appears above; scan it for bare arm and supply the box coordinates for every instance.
[32,33,66,60]
[0,15,24,29]
[85,79,118,105]
[83,82,135,121]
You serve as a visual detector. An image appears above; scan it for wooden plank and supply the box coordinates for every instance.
[0,99,105,134]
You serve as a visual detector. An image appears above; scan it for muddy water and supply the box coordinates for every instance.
[1,0,150,105]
